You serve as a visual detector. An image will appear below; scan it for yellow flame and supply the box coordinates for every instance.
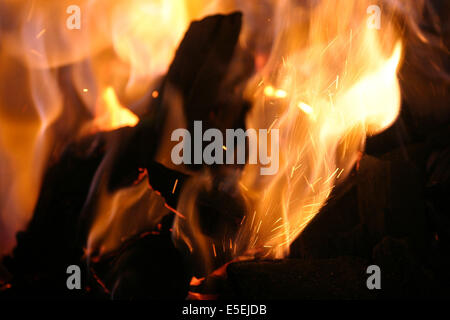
[87,179,169,256]
[91,87,139,132]
[170,0,406,271]
[0,0,432,278]
[234,1,404,260]
[0,0,207,254]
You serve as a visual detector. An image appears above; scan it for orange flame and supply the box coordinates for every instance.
[171,0,405,272]
[90,87,139,132]
[0,1,442,289]
[0,0,205,254]
[84,1,413,278]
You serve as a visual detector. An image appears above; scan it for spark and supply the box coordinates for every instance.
[164,203,185,219]
[325,77,339,93]
[328,92,335,109]
[277,239,292,248]
[256,220,262,234]
[30,49,43,58]
[297,102,313,115]
[172,179,178,194]
[324,168,340,184]
[313,177,323,185]
[36,28,46,39]
[290,163,303,178]
[344,29,353,78]
[271,224,284,233]
[90,267,110,294]
[320,37,337,57]
[212,244,217,257]
[304,176,315,193]
[298,215,315,229]
[27,0,35,21]
[240,215,246,226]
[239,182,248,191]
[151,90,159,98]
[268,118,278,134]
[251,236,259,248]
[270,232,286,241]
[302,203,321,208]
[250,211,256,229]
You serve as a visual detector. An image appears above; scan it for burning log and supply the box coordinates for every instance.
[223,253,440,299]
[107,11,249,191]
[289,145,432,261]
[96,227,190,300]
[285,126,450,298]
[1,1,449,302]
[1,11,249,299]
[1,135,105,298]
[224,257,375,300]
[371,236,438,299]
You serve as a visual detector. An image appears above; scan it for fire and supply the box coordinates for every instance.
[87,178,169,258]
[1,0,439,296]
[170,0,405,272]
[233,1,403,260]
[109,0,192,98]
[0,0,207,254]
[90,87,139,132]
[84,0,408,278]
